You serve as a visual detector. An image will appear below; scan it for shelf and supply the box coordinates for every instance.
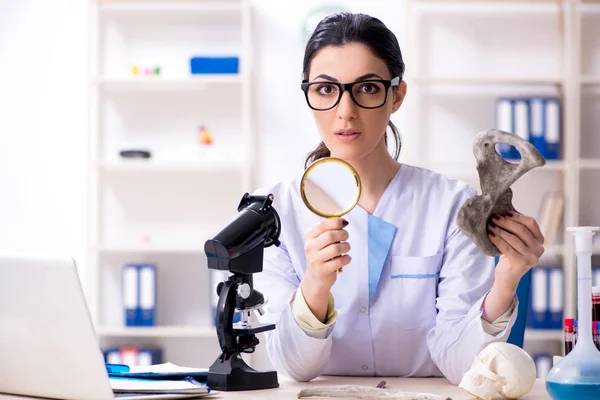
[95,76,242,92]
[95,160,245,174]
[579,2,600,13]
[94,244,207,255]
[519,160,565,171]
[96,325,215,338]
[412,1,562,14]
[424,160,565,176]
[524,328,562,341]
[579,159,600,170]
[580,76,600,85]
[99,1,242,14]
[411,76,562,86]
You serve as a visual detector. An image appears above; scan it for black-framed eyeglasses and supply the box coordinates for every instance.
[300,76,400,111]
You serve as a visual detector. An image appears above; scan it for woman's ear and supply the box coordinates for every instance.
[391,80,407,113]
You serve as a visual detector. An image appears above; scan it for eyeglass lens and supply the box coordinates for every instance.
[306,81,388,110]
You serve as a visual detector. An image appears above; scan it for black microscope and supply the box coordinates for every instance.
[204,193,281,391]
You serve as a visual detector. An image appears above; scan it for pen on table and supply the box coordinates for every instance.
[106,363,130,374]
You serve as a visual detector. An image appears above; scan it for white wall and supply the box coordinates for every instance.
[0,0,88,281]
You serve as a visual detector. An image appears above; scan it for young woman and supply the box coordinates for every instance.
[253,12,545,384]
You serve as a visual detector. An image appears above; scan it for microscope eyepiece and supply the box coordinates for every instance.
[204,193,281,274]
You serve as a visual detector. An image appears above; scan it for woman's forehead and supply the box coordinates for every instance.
[309,43,389,81]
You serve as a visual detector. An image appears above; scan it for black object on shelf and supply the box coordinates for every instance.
[119,149,152,159]
[204,193,281,391]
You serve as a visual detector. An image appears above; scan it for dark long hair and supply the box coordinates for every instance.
[303,12,405,169]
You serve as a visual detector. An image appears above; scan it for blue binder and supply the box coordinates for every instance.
[547,266,564,329]
[510,98,530,160]
[544,98,561,160]
[526,266,563,330]
[138,264,157,326]
[527,266,548,329]
[533,353,553,379]
[138,348,163,366]
[495,97,514,159]
[103,348,122,364]
[529,97,547,157]
[122,264,140,326]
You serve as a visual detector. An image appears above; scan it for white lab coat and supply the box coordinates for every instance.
[253,164,518,384]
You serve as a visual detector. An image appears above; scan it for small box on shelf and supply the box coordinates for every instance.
[190,56,239,75]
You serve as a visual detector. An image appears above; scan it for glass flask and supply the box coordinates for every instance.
[546,226,600,400]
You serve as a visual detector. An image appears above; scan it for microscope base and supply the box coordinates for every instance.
[207,352,279,391]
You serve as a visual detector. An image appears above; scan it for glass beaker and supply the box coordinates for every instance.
[546,226,600,400]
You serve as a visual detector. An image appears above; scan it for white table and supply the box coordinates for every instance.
[206,375,551,399]
[0,375,551,400]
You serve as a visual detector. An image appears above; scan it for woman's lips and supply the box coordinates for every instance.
[334,130,361,143]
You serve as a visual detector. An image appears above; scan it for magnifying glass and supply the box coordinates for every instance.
[300,157,362,272]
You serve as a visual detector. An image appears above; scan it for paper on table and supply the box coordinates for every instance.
[110,376,209,395]
[128,363,208,374]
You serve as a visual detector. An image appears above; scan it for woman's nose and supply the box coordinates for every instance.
[336,91,357,120]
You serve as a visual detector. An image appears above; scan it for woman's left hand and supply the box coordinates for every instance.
[488,211,545,293]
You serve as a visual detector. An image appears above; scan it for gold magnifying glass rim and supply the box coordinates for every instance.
[300,157,362,219]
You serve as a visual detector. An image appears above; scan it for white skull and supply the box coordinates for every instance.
[459,342,537,400]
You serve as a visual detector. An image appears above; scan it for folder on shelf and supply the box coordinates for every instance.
[511,98,530,160]
[495,97,514,159]
[529,97,547,157]
[537,191,564,247]
[547,266,564,329]
[528,267,548,329]
[103,348,122,365]
[544,97,561,160]
[593,266,600,287]
[139,263,157,326]
[493,96,562,161]
[122,264,139,326]
[138,348,163,366]
[120,347,139,367]
[533,353,553,379]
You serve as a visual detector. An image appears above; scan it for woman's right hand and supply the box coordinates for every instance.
[302,217,351,295]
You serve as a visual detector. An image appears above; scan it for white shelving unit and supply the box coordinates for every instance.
[97,325,215,338]
[404,0,600,358]
[87,0,254,368]
[84,0,600,370]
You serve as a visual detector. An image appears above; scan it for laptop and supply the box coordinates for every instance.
[0,254,210,400]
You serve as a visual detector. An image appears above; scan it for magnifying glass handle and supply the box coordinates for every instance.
[326,216,345,274]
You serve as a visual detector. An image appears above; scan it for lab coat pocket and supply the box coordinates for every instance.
[389,252,443,329]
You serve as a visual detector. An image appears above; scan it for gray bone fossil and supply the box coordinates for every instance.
[456,129,546,257]
[296,384,452,399]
